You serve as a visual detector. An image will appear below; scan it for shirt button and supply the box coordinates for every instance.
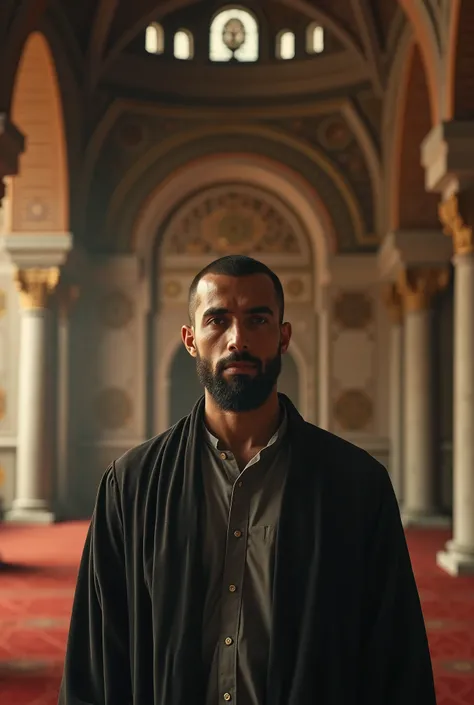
[225,637,233,645]
[223,694,232,702]
[220,452,227,460]
[233,530,242,538]
[237,481,243,487]
[229,584,237,593]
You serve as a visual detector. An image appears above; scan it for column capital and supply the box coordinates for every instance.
[0,114,25,204]
[377,229,452,281]
[381,282,403,324]
[396,266,450,313]
[14,267,60,310]
[439,191,474,256]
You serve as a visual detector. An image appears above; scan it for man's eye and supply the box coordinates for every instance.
[209,318,225,326]
[251,317,268,324]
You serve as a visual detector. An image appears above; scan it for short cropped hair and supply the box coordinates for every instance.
[188,254,285,324]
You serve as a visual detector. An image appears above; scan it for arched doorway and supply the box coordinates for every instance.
[168,343,300,426]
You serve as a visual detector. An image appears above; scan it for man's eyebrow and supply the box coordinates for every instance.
[201,306,274,318]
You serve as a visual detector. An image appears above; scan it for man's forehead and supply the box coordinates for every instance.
[196,273,275,307]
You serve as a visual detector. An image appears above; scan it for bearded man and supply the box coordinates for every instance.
[59,254,436,705]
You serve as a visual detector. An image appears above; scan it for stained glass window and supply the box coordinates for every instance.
[210,7,259,62]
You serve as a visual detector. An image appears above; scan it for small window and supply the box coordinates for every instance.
[276,30,295,60]
[307,24,324,54]
[210,7,259,62]
[146,23,164,54]
[174,29,193,60]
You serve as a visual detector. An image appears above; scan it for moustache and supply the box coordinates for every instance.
[216,352,262,374]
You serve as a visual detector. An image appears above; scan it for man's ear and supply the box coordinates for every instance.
[181,325,198,358]
[280,321,292,354]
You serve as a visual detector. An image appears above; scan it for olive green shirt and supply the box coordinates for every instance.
[201,409,291,705]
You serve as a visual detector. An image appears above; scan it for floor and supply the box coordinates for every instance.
[0,523,473,704]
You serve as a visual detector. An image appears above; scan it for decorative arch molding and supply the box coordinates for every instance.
[132,153,333,289]
[383,23,415,233]
[397,0,441,124]
[6,31,69,234]
[384,35,438,231]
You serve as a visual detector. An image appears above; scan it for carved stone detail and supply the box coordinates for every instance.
[165,187,302,256]
[334,389,373,431]
[14,267,60,310]
[96,388,133,430]
[100,291,135,329]
[381,282,403,325]
[396,267,450,313]
[439,192,474,255]
[334,291,373,330]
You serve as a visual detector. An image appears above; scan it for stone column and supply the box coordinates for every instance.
[397,266,449,525]
[55,283,79,519]
[6,267,59,523]
[382,283,404,502]
[436,192,474,574]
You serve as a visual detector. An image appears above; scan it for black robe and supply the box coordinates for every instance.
[58,395,436,705]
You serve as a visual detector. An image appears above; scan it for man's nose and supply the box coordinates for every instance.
[227,322,248,351]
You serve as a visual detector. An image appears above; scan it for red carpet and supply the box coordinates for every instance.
[0,523,473,704]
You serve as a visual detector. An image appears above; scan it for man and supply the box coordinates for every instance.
[59,254,436,705]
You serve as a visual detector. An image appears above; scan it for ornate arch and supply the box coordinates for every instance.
[5,31,69,234]
[131,153,335,289]
[397,0,441,124]
[384,29,438,231]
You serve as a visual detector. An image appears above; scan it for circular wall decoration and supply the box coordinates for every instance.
[334,389,373,431]
[317,116,353,151]
[100,291,135,329]
[164,280,182,298]
[26,198,48,222]
[287,278,304,297]
[96,387,133,430]
[334,291,373,330]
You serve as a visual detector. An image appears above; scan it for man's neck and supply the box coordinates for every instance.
[203,391,282,455]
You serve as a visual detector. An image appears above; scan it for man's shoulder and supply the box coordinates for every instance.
[300,420,385,477]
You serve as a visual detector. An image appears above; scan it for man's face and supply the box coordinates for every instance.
[181,273,291,412]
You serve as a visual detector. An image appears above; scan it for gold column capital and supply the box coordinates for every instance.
[396,266,450,313]
[381,282,403,325]
[439,192,474,255]
[14,267,60,310]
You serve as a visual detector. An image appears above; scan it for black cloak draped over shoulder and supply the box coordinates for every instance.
[59,395,436,705]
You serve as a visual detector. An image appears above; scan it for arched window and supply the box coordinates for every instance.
[276,30,295,60]
[174,29,193,60]
[146,23,164,54]
[306,23,325,54]
[210,7,259,62]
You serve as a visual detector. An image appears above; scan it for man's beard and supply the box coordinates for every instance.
[196,346,282,412]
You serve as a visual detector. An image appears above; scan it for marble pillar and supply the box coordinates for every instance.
[6,267,59,523]
[55,283,79,519]
[437,192,474,574]
[382,283,404,502]
[397,266,449,526]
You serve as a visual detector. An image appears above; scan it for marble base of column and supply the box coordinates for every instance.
[437,541,474,576]
[5,503,55,525]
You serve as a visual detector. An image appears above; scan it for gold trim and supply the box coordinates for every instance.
[14,267,60,310]
[396,267,450,313]
[381,282,403,324]
[439,193,474,256]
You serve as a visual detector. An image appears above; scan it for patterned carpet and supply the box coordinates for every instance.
[0,523,473,704]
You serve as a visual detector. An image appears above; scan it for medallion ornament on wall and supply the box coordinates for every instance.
[96,387,133,430]
[100,291,135,329]
[334,389,373,431]
[164,280,182,299]
[334,291,373,330]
